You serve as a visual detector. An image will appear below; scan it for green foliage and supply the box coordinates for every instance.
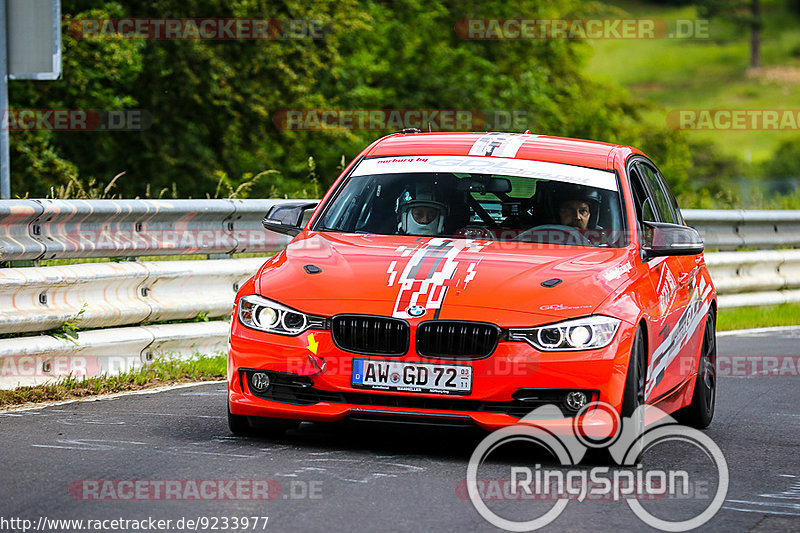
[760,136,800,179]
[211,169,278,199]
[694,0,765,68]
[8,0,776,207]
[47,305,87,343]
[48,172,124,199]
[718,302,800,331]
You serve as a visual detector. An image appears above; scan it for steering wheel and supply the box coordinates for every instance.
[512,224,590,245]
[453,225,495,240]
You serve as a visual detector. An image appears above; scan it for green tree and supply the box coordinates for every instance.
[10,0,697,199]
[695,0,763,68]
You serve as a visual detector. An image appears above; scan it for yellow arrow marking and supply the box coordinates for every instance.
[307,333,319,355]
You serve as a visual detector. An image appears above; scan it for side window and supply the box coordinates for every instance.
[628,167,657,224]
[639,163,678,225]
[658,169,685,225]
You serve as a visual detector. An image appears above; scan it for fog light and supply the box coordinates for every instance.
[251,372,271,393]
[565,391,587,411]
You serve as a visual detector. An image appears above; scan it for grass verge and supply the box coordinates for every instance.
[0,354,226,410]
[717,302,800,331]
[585,1,800,162]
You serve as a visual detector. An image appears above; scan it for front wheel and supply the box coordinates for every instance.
[677,309,717,429]
[582,328,646,465]
[622,327,647,418]
[228,404,252,436]
[228,404,301,437]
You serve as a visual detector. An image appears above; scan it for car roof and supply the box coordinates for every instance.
[364,132,644,172]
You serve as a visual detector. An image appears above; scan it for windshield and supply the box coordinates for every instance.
[316,155,627,247]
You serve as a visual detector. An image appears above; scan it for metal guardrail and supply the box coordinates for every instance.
[683,209,800,251]
[1,201,799,389]
[0,201,796,261]
[0,321,229,389]
[0,257,264,334]
[704,250,800,308]
[0,198,294,261]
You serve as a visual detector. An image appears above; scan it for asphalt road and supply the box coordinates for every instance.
[0,329,798,533]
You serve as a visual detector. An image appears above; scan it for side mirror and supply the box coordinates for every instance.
[262,202,319,237]
[641,221,704,259]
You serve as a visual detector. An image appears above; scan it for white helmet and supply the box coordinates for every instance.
[396,186,448,236]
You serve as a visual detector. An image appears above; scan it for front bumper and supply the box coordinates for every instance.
[227,318,637,433]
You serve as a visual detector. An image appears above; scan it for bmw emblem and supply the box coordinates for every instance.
[407,305,426,317]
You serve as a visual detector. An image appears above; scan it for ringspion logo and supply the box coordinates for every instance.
[466,403,728,531]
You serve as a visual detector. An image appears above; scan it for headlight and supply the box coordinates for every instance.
[238,295,326,336]
[508,316,621,351]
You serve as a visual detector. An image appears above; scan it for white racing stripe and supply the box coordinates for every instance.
[352,155,618,191]
[468,132,531,157]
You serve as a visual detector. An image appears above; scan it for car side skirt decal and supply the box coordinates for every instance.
[644,276,713,401]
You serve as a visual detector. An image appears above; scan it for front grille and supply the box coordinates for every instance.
[243,370,594,418]
[331,314,409,355]
[416,321,500,359]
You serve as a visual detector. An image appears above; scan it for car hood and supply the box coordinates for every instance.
[255,232,633,325]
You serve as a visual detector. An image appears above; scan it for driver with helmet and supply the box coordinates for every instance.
[396,184,449,236]
[553,184,602,230]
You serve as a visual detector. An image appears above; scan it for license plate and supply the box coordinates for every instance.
[351,359,472,395]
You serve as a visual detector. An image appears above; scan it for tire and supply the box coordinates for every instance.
[228,405,301,437]
[228,404,253,436]
[582,327,646,465]
[621,327,647,418]
[249,416,301,436]
[677,309,717,429]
